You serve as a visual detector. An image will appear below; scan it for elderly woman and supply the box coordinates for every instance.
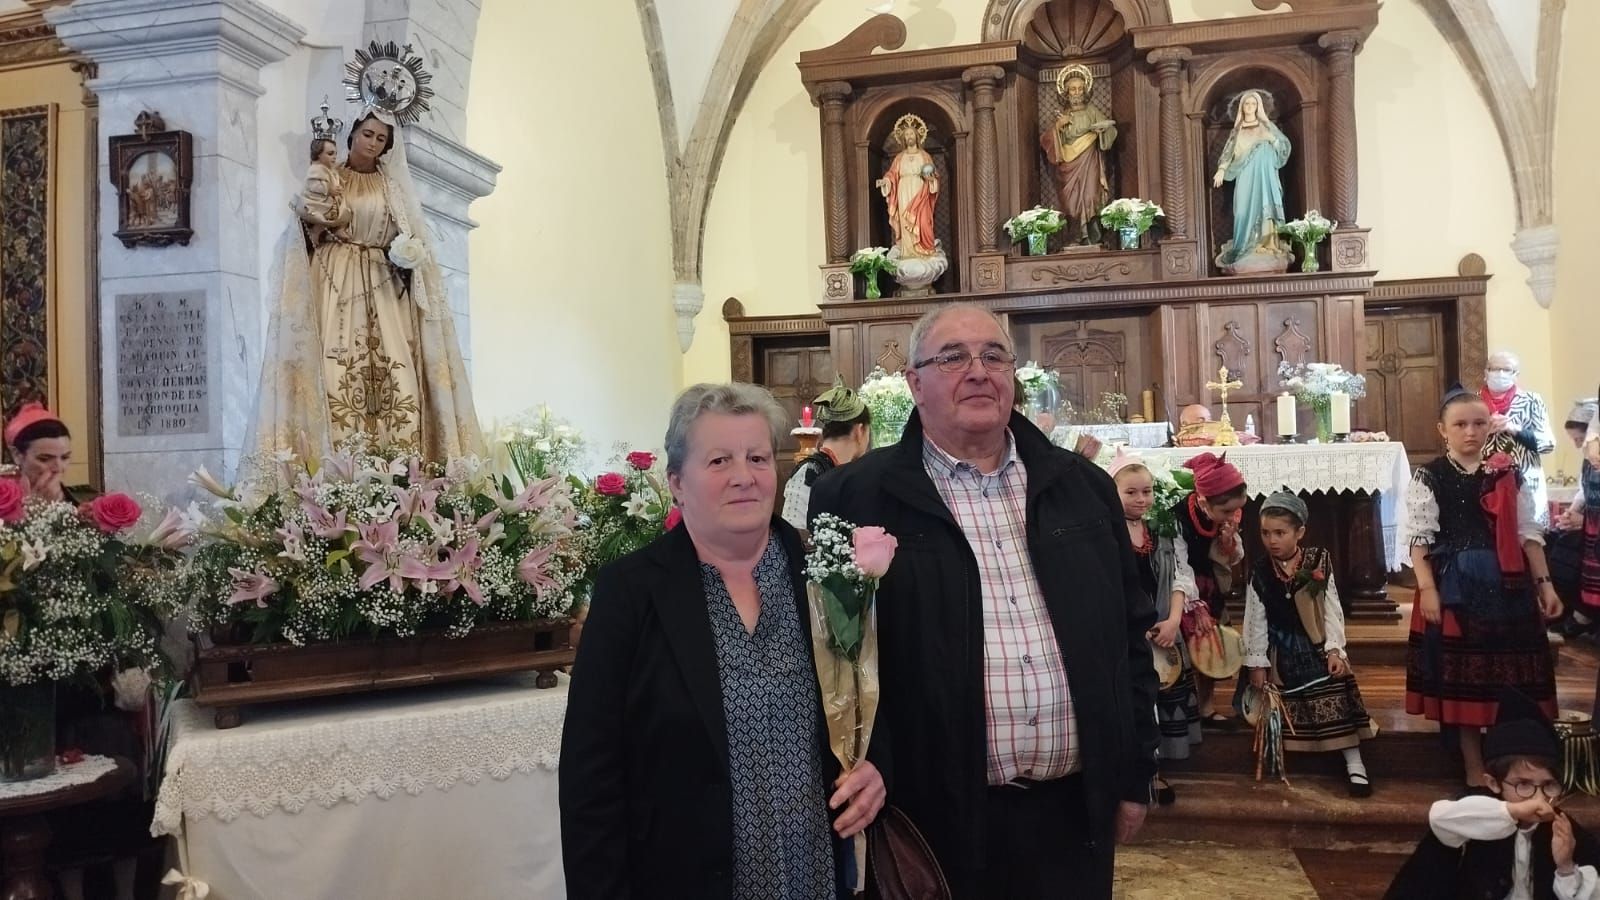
[560,382,886,899]
[1480,350,1556,526]
[5,402,75,501]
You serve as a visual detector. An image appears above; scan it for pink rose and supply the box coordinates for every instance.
[86,492,142,533]
[595,473,627,497]
[1486,452,1514,473]
[0,479,23,524]
[663,506,682,531]
[626,451,656,471]
[852,526,898,579]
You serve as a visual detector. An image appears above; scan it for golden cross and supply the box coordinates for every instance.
[1205,366,1244,405]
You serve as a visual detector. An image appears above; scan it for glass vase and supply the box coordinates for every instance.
[863,272,881,300]
[1299,240,1320,273]
[1026,232,1049,256]
[1311,396,1334,444]
[1118,225,1140,250]
[0,681,56,783]
[870,412,909,450]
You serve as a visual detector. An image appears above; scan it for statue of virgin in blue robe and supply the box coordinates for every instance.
[1212,90,1292,273]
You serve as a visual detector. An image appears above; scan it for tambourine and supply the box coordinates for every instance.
[1189,624,1245,681]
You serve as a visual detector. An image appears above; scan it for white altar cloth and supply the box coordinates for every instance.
[1146,442,1413,570]
[1051,421,1172,449]
[155,672,568,900]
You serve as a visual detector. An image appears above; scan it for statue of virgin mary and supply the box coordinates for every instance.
[248,42,483,478]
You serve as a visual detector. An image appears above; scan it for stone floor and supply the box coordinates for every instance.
[1114,842,1406,899]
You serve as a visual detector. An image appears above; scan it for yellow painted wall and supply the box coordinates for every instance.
[1547,0,1599,480]
[466,0,679,461]
[687,0,1545,410]
[0,57,94,488]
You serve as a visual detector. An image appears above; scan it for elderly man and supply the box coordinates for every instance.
[809,303,1158,899]
[1481,350,1557,526]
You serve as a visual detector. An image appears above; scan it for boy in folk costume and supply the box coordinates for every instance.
[1406,385,1563,787]
[1242,490,1377,796]
[1174,452,1249,726]
[1108,447,1201,804]
[1386,689,1600,900]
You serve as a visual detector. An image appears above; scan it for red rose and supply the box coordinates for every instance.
[1311,569,1326,582]
[595,473,628,497]
[86,492,142,533]
[0,478,22,524]
[58,747,84,765]
[663,506,682,531]
[626,451,656,471]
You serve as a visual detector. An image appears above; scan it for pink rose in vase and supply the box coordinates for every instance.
[0,479,23,524]
[851,526,898,579]
[626,451,656,471]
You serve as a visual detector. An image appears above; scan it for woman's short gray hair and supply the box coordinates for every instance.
[664,383,789,475]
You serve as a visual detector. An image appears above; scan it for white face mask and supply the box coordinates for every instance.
[1485,372,1516,393]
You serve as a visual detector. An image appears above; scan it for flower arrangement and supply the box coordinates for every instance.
[500,405,587,484]
[1143,460,1196,539]
[0,488,179,687]
[1278,210,1337,273]
[849,247,897,300]
[1289,547,1330,600]
[1278,362,1367,402]
[165,437,588,646]
[1015,361,1062,410]
[804,513,896,892]
[1003,206,1065,256]
[858,367,914,449]
[1099,198,1165,248]
[569,447,676,593]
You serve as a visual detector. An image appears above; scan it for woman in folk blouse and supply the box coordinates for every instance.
[1405,385,1563,787]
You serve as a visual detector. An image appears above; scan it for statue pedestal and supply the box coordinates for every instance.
[1220,246,1292,276]
[890,246,948,297]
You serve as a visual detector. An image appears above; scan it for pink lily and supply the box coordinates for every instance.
[517,545,559,599]
[304,503,352,541]
[390,482,441,523]
[438,537,485,605]
[322,451,357,483]
[275,521,308,562]
[226,568,279,608]
[145,506,193,550]
[494,476,562,515]
[352,519,407,594]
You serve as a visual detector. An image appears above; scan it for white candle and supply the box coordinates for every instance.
[1277,393,1296,437]
[1330,391,1351,435]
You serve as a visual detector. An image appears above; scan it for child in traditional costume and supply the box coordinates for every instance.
[1174,452,1249,726]
[1243,490,1377,796]
[1385,689,1600,899]
[1109,447,1201,804]
[1406,385,1564,787]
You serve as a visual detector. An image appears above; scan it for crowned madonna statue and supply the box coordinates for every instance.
[248,43,484,479]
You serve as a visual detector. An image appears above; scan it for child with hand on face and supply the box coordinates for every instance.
[1176,452,1249,727]
[1386,689,1600,900]
[1241,490,1377,796]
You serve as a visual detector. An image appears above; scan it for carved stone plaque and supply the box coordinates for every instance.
[115,291,208,436]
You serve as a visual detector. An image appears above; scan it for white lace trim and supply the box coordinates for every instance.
[153,673,568,836]
[0,754,119,800]
[1151,442,1413,570]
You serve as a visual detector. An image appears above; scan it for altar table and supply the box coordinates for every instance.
[155,673,568,900]
[1051,421,1172,449]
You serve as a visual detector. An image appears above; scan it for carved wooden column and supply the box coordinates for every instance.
[1148,47,1197,280]
[815,81,855,301]
[1318,30,1371,272]
[962,65,1004,252]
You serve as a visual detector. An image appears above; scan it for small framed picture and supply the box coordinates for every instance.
[109,112,193,248]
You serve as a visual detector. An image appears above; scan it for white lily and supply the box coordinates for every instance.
[188,465,233,500]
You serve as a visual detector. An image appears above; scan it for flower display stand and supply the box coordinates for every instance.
[189,618,575,729]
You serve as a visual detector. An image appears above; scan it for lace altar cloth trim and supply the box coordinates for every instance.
[0,754,118,800]
[153,672,568,836]
[1151,443,1413,571]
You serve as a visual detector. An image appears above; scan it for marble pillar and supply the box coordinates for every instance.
[47,0,303,500]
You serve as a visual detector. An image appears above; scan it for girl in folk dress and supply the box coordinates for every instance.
[1174,452,1249,725]
[1109,448,1201,804]
[1243,491,1377,796]
[1406,385,1564,787]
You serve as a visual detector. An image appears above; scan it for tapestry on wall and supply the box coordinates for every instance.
[0,104,55,427]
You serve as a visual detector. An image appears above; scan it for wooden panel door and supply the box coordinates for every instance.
[1364,308,1449,465]
[1013,315,1148,415]
[756,339,834,483]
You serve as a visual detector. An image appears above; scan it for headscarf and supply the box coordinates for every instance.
[4,402,62,447]
[813,375,866,424]
[1184,452,1245,498]
[1260,489,1308,525]
[1106,445,1145,479]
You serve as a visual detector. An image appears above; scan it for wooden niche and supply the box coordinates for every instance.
[796,0,1383,432]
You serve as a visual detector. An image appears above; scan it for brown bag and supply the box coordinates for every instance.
[867,805,951,900]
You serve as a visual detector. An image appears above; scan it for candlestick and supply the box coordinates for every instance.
[802,405,813,428]
[1276,393,1296,439]
[1330,391,1351,436]
[1141,389,1155,423]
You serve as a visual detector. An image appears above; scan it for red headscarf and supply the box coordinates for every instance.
[1185,452,1245,499]
[3,402,61,447]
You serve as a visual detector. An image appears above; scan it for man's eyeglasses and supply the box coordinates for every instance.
[912,349,1018,374]
[1504,780,1566,801]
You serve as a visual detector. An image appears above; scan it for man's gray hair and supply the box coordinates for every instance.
[907,302,1012,367]
[664,382,789,475]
